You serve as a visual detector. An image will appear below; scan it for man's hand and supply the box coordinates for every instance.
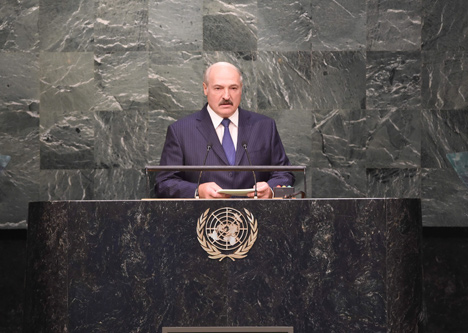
[247,182,273,199]
[198,182,232,199]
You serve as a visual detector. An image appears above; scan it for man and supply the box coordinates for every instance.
[155,62,294,198]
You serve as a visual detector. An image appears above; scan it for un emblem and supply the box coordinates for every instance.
[197,207,258,261]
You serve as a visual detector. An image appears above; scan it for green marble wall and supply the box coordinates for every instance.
[1,0,468,228]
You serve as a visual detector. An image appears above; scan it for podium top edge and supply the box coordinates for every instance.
[28,198,422,203]
[145,165,306,172]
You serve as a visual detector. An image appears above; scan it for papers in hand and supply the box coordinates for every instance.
[217,188,255,196]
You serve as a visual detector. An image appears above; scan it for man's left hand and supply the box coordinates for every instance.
[247,182,272,199]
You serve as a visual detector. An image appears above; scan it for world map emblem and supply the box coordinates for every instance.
[197,207,258,261]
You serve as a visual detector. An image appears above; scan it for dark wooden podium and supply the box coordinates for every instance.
[24,199,422,332]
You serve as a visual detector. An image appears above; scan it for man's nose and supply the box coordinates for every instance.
[222,88,230,100]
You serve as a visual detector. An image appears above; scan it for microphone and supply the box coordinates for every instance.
[242,142,258,199]
[195,143,212,199]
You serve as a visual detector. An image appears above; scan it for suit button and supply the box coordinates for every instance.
[229,172,233,177]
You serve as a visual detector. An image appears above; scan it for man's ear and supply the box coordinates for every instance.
[203,82,208,96]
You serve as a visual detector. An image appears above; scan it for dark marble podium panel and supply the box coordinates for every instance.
[24,199,422,332]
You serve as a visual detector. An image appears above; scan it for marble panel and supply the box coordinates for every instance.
[148,0,203,51]
[65,201,228,331]
[40,109,95,169]
[367,0,421,51]
[203,0,257,51]
[422,51,468,110]
[311,0,366,51]
[0,0,39,51]
[366,51,421,109]
[0,109,39,170]
[310,51,366,109]
[310,167,367,198]
[421,110,468,169]
[39,52,95,112]
[0,170,39,228]
[23,202,68,331]
[227,200,387,331]
[0,52,39,111]
[39,170,94,201]
[257,109,312,194]
[40,56,95,169]
[147,109,168,167]
[94,110,148,169]
[94,51,149,112]
[311,109,367,168]
[93,169,147,199]
[38,0,94,52]
[0,109,40,227]
[149,52,204,111]
[367,168,421,198]
[257,0,312,51]
[258,109,312,166]
[203,52,257,111]
[422,0,468,51]
[94,0,148,52]
[422,228,468,332]
[422,168,468,226]
[366,109,421,168]
[385,199,422,332]
[256,51,312,110]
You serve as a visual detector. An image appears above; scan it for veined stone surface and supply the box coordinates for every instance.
[0,0,468,227]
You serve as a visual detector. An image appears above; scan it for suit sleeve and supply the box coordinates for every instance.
[266,120,295,188]
[155,125,198,198]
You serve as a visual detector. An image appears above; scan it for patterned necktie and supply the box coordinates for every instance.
[221,118,235,165]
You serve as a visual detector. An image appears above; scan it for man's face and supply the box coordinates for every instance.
[203,64,243,118]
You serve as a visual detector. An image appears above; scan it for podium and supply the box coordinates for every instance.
[24,199,422,332]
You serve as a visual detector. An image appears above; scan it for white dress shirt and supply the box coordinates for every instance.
[206,105,239,150]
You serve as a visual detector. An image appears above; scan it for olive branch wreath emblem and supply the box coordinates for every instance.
[197,208,258,261]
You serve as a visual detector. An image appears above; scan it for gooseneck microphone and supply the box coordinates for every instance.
[195,143,212,199]
[242,142,258,199]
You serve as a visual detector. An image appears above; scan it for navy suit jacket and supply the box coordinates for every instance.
[155,104,294,198]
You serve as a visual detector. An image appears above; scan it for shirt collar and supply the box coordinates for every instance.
[207,104,239,128]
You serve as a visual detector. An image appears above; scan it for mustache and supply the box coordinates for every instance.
[219,99,233,106]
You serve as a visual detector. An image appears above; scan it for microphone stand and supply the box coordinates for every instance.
[242,143,258,199]
[195,144,212,199]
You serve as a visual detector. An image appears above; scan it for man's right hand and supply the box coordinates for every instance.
[198,182,232,199]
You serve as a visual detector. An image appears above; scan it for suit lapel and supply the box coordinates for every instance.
[196,106,230,165]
